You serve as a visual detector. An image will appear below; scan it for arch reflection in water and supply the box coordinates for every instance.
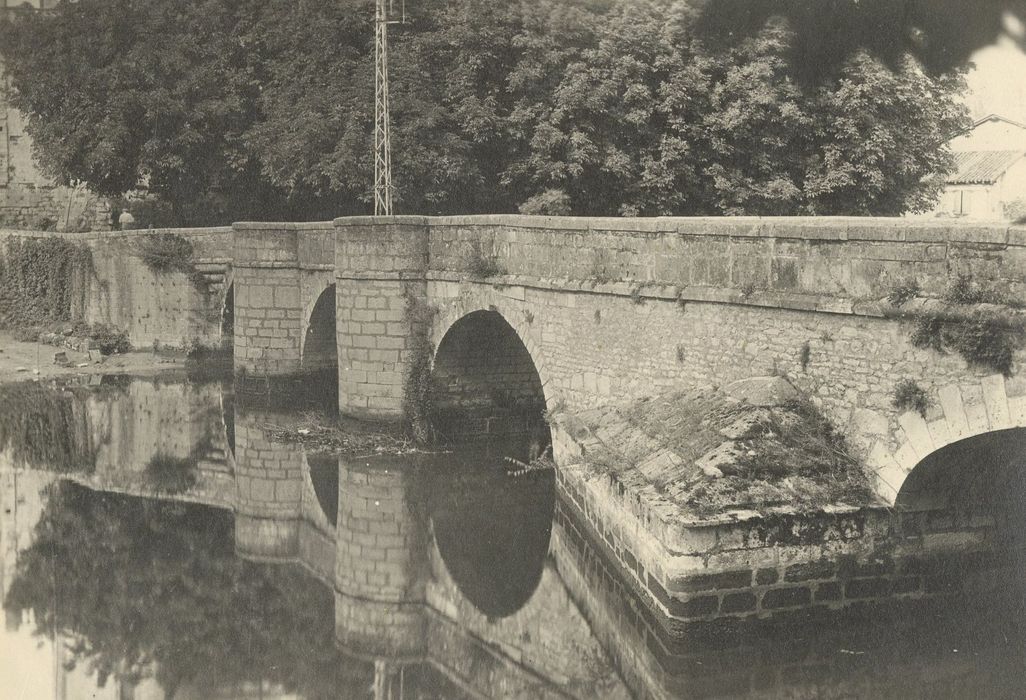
[426,436,556,619]
[307,451,339,526]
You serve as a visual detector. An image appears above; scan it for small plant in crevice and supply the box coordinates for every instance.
[910,314,945,352]
[465,248,504,278]
[820,330,834,343]
[887,278,920,307]
[630,285,645,305]
[523,310,534,325]
[798,341,811,372]
[676,344,686,364]
[594,309,601,324]
[943,273,999,306]
[892,379,930,418]
[739,282,756,300]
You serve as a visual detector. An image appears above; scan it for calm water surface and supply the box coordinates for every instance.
[1,376,1025,699]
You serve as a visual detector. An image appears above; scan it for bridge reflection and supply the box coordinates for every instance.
[3,377,1026,699]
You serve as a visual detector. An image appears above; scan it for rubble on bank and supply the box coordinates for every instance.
[552,376,880,519]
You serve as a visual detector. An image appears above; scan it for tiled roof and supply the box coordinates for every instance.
[946,150,1025,185]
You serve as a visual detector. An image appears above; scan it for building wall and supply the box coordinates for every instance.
[0,49,112,231]
[949,116,1026,152]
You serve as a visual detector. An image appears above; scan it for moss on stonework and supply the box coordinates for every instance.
[556,385,878,519]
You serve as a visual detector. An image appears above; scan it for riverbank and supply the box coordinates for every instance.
[0,330,190,382]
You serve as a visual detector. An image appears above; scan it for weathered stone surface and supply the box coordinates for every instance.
[723,376,799,407]
[694,441,739,478]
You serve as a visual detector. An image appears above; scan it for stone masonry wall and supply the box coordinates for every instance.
[556,460,1011,640]
[0,227,232,347]
[334,216,1026,452]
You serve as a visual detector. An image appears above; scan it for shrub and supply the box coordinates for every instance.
[892,379,930,417]
[137,233,195,274]
[887,279,920,307]
[943,273,998,305]
[75,322,131,354]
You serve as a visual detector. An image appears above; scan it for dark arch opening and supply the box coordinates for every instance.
[431,310,547,445]
[308,453,339,527]
[301,284,338,412]
[897,428,1026,537]
[427,443,555,619]
[897,428,1026,609]
[221,282,234,343]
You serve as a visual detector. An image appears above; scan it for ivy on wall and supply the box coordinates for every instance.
[0,237,93,328]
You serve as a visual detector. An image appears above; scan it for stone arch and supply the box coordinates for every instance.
[867,374,1026,504]
[430,298,557,416]
[301,283,337,372]
[299,283,338,410]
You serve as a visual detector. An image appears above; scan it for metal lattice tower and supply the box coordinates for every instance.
[374,0,405,216]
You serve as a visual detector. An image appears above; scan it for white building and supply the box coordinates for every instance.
[931,114,1026,220]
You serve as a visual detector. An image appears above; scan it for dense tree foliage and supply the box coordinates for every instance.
[4,483,371,697]
[0,0,972,222]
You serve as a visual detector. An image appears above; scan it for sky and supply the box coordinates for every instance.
[964,11,1026,121]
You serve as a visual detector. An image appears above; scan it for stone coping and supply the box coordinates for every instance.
[6,216,1024,246]
[233,221,334,231]
[0,226,234,240]
[333,214,1026,245]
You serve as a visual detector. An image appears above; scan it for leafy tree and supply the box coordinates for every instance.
[0,0,971,221]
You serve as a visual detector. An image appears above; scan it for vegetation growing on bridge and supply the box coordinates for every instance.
[892,379,930,418]
[904,275,1026,376]
[0,0,969,223]
[557,386,877,519]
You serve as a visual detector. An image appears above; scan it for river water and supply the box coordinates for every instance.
[1,375,1024,699]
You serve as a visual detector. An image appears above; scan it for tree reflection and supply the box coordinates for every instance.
[4,481,372,698]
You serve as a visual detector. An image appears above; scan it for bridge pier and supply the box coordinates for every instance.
[232,406,305,560]
[334,218,430,420]
[334,457,428,658]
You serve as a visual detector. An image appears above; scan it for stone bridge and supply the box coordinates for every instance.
[5,216,1023,504]
[228,215,1026,506]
